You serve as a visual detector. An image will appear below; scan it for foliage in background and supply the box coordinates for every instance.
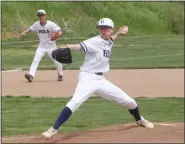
[2,2,184,40]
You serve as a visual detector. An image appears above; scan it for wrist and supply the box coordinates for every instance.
[115,32,121,37]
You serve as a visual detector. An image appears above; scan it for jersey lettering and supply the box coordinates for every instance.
[103,50,111,58]
[38,29,50,34]
[80,35,113,73]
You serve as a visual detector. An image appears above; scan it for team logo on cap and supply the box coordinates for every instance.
[100,20,104,24]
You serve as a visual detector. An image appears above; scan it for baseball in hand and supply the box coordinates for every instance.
[121,26,128,34]
[117,26,128,35]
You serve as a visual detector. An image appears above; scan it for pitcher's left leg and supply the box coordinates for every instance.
[96,78,154,128]
[47,48,63,81]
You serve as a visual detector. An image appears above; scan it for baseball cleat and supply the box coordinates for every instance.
[25,73,33,82]
[42,127,58,139]
[137,116,154,128]
[58,75,63,81]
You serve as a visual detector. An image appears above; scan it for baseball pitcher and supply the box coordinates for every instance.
[42,18,154,139]
[20,10,63,82]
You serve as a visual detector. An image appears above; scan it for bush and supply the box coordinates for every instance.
[1,2,184,40]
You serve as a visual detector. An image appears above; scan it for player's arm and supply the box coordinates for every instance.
[111,26,128,41]
[57,30,62,37]
[51,22,63,40]
[58,44,82,51]
[20,29,30,37]
[20,22,37,38]
[58,38,96,52]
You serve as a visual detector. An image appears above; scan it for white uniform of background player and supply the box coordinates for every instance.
[42,18,154,139]
[20,10,63,82]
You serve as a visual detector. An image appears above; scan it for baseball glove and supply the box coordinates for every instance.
[51,32,59,41]
[52,48,72,64]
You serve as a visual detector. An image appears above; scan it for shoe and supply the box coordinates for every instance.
[58,75,63,81]
[42,127,58,139]
[137,116,154,128]
[25,73,33,82]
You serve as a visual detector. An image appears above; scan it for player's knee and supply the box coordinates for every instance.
[120,98,137,110]
[32,60,39,64]
[125,98,137,109]
[66,99,82,113]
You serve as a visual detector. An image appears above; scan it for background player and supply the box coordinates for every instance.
[42,18,154,139]
[20,10,63,82]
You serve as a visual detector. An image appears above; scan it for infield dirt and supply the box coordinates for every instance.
[2,69,184,97]
[2,69,184,143]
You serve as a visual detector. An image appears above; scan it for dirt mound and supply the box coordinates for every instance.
[2,122,184,143]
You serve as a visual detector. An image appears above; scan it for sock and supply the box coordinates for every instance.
[53,106,72,130]
[128,106,141,121]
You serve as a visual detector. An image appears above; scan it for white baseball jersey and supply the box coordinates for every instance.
[66,36,137,114]
[29,20,61,48]
[80,35,113,73]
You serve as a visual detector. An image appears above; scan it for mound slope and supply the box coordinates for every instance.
[2,122,184,143]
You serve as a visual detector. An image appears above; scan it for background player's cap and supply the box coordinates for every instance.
[96,18,114,28]
[37,10,46,16]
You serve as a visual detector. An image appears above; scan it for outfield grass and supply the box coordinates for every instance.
[2,35,184,70]
[2,96,184,136]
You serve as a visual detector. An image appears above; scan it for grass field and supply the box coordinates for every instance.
[2,35,184,70]
[2,96,184,136]
[2,2,184,70]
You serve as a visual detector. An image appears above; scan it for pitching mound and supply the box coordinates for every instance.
[2,122,184,143]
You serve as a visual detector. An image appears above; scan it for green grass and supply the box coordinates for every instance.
[2,96,184,136]
[2,2,184,69]
[2,35,184,70]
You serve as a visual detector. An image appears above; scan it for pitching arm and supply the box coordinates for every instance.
[111,26,128,41]
[111,32,120,41]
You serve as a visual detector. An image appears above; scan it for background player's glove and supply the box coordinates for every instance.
[52,48,72,64]
[51,32,59,41]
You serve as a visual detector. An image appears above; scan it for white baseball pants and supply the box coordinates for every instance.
[29,47,63,77]
[66,72,137,112]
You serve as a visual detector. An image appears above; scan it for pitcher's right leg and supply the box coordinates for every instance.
[96,78,154,128]
[42,72,98,139]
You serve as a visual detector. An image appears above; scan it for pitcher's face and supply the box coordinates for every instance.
[99,26,114,40]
